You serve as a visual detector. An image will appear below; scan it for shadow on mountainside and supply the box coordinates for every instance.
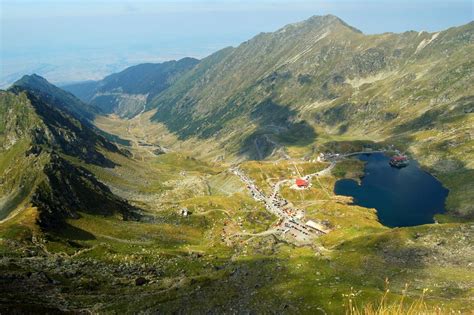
[3,224,473,313]
[51,222,97,241]
[33,154,141,230]
[151,95,316,160]
[238,99,316,160]
[393,95,474,134]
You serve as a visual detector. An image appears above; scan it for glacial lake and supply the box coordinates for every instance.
[334,153,448,227]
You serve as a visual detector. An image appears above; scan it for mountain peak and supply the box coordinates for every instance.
[13,73,50,89]
[10,73,100,122]
[305,14,363,33]
[275,14,362,36]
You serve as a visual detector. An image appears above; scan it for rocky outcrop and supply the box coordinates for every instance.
[1,82,140,230]
[33,154,140,229]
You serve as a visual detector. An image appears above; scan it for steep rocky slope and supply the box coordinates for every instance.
[13,74,100,123]
[0,77,138,228]
[63,57,199,118]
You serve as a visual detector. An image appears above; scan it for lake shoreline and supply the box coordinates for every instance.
[334,153,449,228]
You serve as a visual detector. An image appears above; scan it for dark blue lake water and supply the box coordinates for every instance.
[334,153,448,227]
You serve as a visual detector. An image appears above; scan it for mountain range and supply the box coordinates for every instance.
[0,15,473,313]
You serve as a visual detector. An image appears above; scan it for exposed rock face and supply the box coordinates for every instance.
[9,83,122,167]
[33,154,139,229]
[90,92,148,118]
[1,78,140,229]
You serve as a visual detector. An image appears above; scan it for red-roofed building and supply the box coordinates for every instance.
[296,178,309,187]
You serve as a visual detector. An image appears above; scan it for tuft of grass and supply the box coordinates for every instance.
[345,279,453,315]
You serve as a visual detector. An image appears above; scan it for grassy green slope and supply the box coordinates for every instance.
[0,92,47,220]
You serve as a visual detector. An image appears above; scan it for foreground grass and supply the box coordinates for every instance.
[346,282,460,315]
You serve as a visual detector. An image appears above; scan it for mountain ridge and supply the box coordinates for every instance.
[13,74,101,123]
[63,57,199,118]
[1,77,139,228]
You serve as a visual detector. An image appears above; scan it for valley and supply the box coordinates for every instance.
[0,14,473,314]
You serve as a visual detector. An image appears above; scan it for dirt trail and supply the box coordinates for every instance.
[96,233,154,245]
[194,209,231,217]
[230,228,279,243]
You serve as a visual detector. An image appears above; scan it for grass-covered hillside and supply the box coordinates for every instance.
[0,92,46,222]
[149,15,472,144]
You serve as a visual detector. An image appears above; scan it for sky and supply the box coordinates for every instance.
[1,0,473,87]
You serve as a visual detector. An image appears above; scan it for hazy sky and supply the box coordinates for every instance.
[1,0,473,86]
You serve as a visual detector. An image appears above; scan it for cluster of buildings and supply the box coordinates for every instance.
[231,165,330,245]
